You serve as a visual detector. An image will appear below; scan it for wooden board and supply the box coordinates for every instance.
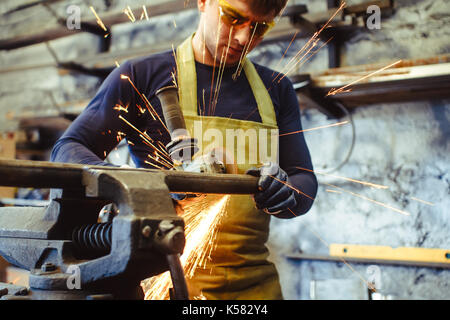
[330,244,450,265]
[0,134,16,199]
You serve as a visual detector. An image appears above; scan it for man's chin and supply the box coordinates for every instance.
[221,54,244,68]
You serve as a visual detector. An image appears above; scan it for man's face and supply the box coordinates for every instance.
[200,0,277,66]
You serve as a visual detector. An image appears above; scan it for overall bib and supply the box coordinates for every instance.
[176,35,283,300]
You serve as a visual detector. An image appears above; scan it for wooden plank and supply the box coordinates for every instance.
[330,244,450,265]
[0,135,16,199]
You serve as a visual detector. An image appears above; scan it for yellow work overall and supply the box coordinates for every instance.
[176,35,283,300]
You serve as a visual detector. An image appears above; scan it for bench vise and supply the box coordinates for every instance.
[0,159,258,300]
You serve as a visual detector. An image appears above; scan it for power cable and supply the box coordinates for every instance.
[320,101,356,174]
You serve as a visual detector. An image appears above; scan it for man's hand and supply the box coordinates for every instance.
[246,162,299,215]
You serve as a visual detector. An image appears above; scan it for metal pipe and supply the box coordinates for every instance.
[0,159,258,194]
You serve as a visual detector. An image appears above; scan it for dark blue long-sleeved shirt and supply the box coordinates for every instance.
[51,51,318,216]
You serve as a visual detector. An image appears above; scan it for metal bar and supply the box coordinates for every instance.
[0,159,259,194]
[166,254,189,300]
[164,171,258,194]
[0,159,85,188]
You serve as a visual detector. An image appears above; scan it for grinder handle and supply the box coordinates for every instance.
[155,86,187,140]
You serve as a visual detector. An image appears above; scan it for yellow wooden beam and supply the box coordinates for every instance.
[330,244,450,264]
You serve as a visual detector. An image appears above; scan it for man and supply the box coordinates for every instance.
[52,0,318,299]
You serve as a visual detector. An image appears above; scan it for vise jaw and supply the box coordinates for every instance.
[0,161,186,300]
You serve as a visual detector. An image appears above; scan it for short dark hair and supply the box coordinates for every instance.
[247,0,288,17]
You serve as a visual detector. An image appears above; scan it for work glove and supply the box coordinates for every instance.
[246,162,299,215]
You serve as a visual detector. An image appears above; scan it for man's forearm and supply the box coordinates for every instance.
[51,139,115,167]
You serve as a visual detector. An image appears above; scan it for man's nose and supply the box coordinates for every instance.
[234,24,253,47]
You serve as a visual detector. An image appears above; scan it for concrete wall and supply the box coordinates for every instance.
[0,0,448,299]
[264,0,450,300]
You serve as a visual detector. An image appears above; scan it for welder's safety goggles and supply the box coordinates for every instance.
[218,0,276,38]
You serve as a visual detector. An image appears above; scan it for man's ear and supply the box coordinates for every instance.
[197,0,208,12]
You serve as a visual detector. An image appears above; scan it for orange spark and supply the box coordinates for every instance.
[279,121,349,136]
[211,26,234,115]
[325,189,342,194]
[296,166,389,190]
[276,37,333,84]
[272,30,299,77]
[136,104,146,114]
[156,141,174,162]
[326,60,403,96]
[142,5,149,20]
[146,154,173,169]
[410,197,434,206]
[244,107,258,120]
[287,208,297,217]
[89,6,107,32]
[144,195,230,300]
[144,160,163,170]
[272,2,346,84]
[148,151,173,168]
[268,175,315,201]
[208,20,223,115]
[140,134,172,160]
[232,22,258,81]
[324,183,410,216]
[123,6,136,22]
[116,131,126,142]
[118,115,157,149]
[302,223,376,292]
[113,103,129,113]
[139,134,173,163]
[121,74,170,134]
